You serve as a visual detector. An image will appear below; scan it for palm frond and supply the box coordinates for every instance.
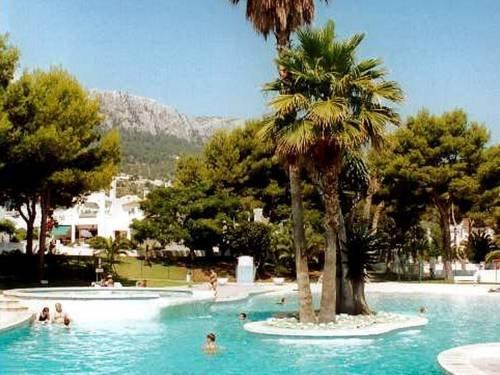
[268,93,310,116]
[275,119,316,156]
[262,19,403,161]
[370,81,404,103]
[345,33,365,52]
[307,98,347,127]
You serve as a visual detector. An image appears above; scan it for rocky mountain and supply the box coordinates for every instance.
[93,90,243,143]
[91,90,244,179]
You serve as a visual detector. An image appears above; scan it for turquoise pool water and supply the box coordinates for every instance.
[0,292,499,374]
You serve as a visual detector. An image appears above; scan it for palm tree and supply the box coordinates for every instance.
[88,236,133,273]
[230,0,321,51]
[262,20,402,321]
[231,0,328,323]
[485,250,500,263]
[468,230,498,262]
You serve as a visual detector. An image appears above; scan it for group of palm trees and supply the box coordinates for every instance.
[231,0,402,323]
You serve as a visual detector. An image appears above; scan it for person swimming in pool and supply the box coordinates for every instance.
[202,333,218,354]
[276,297,286,305]
[38,307,50,323]
[239,312,247,321]
[63,316,71,328]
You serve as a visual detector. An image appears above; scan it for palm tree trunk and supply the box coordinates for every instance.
[352,280,372,315]
[289,163,316,323]
[275,30,315,322]
[317,167,341,323]
[336,208,355,314]
[319,220,337,323]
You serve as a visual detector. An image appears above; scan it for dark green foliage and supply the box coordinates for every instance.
[340,152,370,215]
[0,219,16,235]
[376,109,489,216]
[269,224,295,275]
[134,121,325,265]
[0,68,121,262]
[186,217,225,255]
[132,180,241,255]
[374,109,491,280]
[130,219,159,244]
[0,253,95,286]
[224,221,272,272]
[131,186,193,246]
[469,145,500,231]
[468,231,497,263]
[345,222,385,283]
[269,220,324,275]
[119,129,200,179]
[0,34,19,93]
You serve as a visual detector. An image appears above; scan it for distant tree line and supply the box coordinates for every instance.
[118,129,200,179]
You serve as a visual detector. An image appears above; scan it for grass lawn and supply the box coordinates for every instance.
[114,257,188,287]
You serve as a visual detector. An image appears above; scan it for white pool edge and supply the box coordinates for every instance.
[0,311,35,334]
[244,315,428,338]
[3,287,195,300]
[437,342,500,375]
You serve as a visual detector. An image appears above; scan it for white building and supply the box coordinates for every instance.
[52,180,143,242]
[0,178,144,247]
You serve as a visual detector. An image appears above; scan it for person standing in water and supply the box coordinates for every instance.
[52,303,66,324]
[203,333,218,354]
[208,269,218,297]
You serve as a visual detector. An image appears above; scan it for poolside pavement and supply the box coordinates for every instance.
[189,282,292,303]
[188,281,500,303]
[438,343,500,375]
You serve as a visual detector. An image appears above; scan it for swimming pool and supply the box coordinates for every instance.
[2,287,213,322]
[0,292,498,374]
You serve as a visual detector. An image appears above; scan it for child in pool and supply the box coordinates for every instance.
[203,333,218,354]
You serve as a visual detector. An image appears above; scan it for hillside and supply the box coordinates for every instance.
[93,90,243,178]
[119,129,201,179]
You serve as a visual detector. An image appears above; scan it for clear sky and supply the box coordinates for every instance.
[1,0,499,140]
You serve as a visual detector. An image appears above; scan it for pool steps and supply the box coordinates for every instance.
[0,296,30,312]
[0,294,35,334]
